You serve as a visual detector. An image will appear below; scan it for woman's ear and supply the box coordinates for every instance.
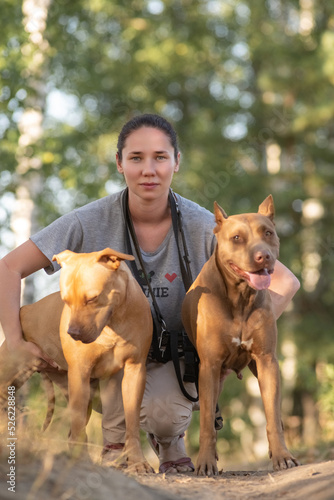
[174,152,180,173]
[116,152,124,174]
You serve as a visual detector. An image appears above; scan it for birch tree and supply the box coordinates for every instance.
[12,0,52,304]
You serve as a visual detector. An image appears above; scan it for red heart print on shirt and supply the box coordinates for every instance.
[165,273,177,282]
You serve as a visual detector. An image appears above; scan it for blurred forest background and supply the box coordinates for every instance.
[0,0,333,464]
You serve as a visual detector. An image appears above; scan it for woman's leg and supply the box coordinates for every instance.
[100,370,126,463]
[100,360,198,472]
[140,360,197,472]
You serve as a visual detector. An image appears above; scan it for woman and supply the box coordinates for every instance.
[0,114,300,473]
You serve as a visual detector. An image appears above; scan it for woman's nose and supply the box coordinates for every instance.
[142,159,156,175]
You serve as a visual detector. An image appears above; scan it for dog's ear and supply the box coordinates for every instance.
[52,250,75,267]
[97,248,135,270]
[213,202,228,233]
[258,195,275,221]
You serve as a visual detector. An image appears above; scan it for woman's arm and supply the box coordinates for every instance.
[0,239,58,367]
[269,260,300,320]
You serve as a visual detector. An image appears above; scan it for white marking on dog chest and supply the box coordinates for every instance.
[232,337,253,350]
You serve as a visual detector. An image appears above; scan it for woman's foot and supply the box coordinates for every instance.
[159,456,194,474]
[147,433,194,474]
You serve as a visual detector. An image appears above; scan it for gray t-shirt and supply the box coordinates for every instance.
[30,189,216,333]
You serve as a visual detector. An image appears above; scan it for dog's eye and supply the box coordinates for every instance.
[233,235,241,241]
[265,230,273,237]
[86,296,97,305]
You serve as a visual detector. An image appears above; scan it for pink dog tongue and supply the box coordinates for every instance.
[247,269,271,290]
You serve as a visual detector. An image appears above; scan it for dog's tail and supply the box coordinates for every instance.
[0,360,41,406]
[41,373,55,432]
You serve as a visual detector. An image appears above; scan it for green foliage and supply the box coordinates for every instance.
[0,2,27,180]
[318,364,334,432]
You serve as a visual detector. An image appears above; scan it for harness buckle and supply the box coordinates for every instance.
[158,321,169,358]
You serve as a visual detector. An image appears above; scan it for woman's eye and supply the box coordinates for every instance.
[131,156,141,161]
[157,155,166,160]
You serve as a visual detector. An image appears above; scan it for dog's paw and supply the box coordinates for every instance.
[126,460,155,475]
[196,454,219,477]
[196,463,219,477]
[273,455,300,470]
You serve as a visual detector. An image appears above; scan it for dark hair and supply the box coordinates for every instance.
[117,113,179,161]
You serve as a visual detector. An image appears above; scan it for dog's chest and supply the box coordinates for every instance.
[90,332,137,379]
[220,318,255,371]
[222,340,253,372]
[91,349,118,378]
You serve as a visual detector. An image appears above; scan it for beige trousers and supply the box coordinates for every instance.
[100,359,198,447]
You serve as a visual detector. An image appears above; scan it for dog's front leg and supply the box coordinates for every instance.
[67,365,91,456]
[120,360,154,473]
[196,359,221,476]
[255,354,299,470]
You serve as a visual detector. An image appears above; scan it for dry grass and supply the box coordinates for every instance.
[1,377,334,500]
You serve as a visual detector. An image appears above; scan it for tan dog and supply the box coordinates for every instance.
[182,196,299,476]
[0,248,153,473]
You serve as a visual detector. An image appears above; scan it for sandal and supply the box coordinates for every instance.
[147,432,194,474]
[101,443,124,466]
[159,456,195,474]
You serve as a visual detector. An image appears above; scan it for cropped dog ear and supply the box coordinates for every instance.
[258,195,275,221]
[213,202,228,233]
[97,248,135,270]
[52,250,75,267]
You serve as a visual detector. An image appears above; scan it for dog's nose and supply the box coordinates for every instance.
[67,326,82,341]
[254,251,271,264]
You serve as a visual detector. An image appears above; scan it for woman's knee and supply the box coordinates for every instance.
[141,393,192,437]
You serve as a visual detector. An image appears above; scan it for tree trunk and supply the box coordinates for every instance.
[12,0,52,305]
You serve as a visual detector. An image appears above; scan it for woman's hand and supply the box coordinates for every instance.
[7,336,60,370]
[0,240,60,370]
[269,260,300,319]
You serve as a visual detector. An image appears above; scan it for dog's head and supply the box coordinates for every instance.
[52,248,135,343]
[213,195,280,290]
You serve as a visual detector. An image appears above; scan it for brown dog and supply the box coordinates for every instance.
[0,248,153,473]
[182,196,299,476]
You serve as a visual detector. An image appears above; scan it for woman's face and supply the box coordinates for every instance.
[116,127,179,203]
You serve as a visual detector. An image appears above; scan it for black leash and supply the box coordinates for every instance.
[122,189,168,363]
[169,191,193,291]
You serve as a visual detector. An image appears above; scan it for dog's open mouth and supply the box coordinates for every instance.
[229,263,273,290]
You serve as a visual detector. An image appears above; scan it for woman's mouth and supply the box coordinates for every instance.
[140,182,159,188]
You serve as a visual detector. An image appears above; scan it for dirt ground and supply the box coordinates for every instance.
[1,395,333,499]
[1,448,333,500]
